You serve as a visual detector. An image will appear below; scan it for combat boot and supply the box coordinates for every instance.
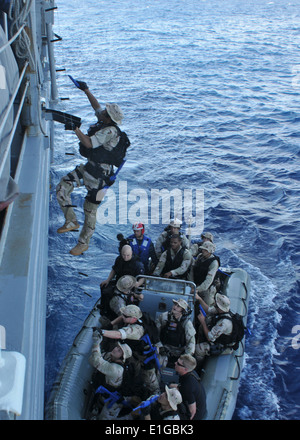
[57,220,80,233]
[69,242,89,256]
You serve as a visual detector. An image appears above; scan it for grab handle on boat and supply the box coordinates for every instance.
[230,354,241,381]
[235,339,245,358]
[242,282,248,299]
[240,280,250,318]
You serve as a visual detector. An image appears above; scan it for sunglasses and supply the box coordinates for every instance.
[176,360,185,367]
[122,314,131,319]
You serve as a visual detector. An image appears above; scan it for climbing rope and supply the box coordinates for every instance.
[8,0,35,68]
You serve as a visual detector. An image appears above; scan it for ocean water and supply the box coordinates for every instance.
[45,0,300,420]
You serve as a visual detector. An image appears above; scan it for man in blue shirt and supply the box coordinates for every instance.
[126,223,158,274]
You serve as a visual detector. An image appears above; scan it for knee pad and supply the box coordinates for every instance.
[85,189,101,205]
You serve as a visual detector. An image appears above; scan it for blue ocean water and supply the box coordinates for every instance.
[45,0,300,420]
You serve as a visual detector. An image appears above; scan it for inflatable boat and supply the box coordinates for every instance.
[45,268,251,420]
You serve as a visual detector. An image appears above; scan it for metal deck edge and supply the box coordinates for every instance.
[0,131,50,419]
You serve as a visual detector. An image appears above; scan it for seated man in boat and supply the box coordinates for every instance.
[89,330,134,420]
[155,218,190,259]
[190,231,214,258]
[108,275,144,319]
[134,386,183,421]
[170,354,207,420]
[195,293,235,366]
[156,299,196,368]
[101,245,145,288]
[99,305,160,396]
[153,234,192,280]
[188,241,220,305]
[100,245,145,316]
[56,80,127,256]
[118,223,158,274]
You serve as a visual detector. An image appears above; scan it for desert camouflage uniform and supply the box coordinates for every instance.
[56,107,119,247]
[188,255,219,306]
[89,336,124,388]
[153,246,192,278]
[109,290,142,317]
[89,334,134,420]
[156,311,196,369]
[119,323,160,395]
[195,305,233,362]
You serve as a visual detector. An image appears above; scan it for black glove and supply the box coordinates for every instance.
[159,346,168,356]
[76,80,88,91]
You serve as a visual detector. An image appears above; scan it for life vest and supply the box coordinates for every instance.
[114,255,144,279]
[193,255,220,287]
[93,357,124,393]
[124,313,159,370]
[79,122,130,177]
[94,359,143,400]
[119,360,144,398]
[127,234,152,269]
[160,312,187,348]
[209,312,246,350]
[162,247,188,278]
[209,312,235,347]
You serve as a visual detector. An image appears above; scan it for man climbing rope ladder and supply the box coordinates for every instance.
[56,78,129,256]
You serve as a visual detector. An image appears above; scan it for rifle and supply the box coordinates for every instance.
[45,108,81,130]
[95,385,132,409]
[93,159,126,203]
[199,304,206,317]
[132,394,159,412]
[141,334,161,370]
[105,159,126,187]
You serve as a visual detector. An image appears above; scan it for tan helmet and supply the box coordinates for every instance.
[105,103,123,124]
[201,231,214,242]
[169,218,182,228]
[172,298,189,312]
[198,241,215,254]
[215,293,230,312]
[117,342,132,362]
[116,275,136,293]
[120,304,143,319]
[165,385,182,410]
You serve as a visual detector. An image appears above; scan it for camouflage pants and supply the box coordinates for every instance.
[109,294,127,316]
[142,367,160,395]
[98,401,133,421]
[198,285,217,307]
[56,163,105,245]
[195,342,211,362]
[195,341,228,363]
